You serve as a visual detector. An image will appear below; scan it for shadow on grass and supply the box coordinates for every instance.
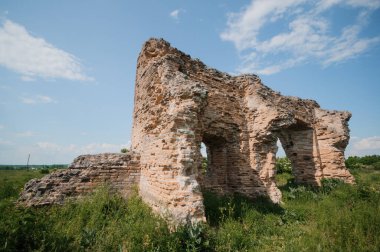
[202,191,284,227]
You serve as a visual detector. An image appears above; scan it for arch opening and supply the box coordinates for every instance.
[275,122,322,186]
[200,142,208,174]
[275,139,294,189]
[197,133,231,194]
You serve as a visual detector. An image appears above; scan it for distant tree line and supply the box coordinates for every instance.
[276,155,380,174]
[345,155,380,170]
[0,164,68,170]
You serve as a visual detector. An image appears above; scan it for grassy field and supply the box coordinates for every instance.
[0,158,379,251]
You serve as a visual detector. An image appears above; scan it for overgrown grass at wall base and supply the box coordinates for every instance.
[1,187,184,251]
[0,157,380,251]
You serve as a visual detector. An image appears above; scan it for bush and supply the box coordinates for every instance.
[373,161,380,171]
[320,178,344,194]
[286,186,318,200]
[40,168,50,174]
[120,148,129,153]
[201,157,208,173]
[276,157,292,174]
[345,156,361,169]
[346,155,380,170]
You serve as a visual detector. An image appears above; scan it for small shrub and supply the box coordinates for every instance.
[287,186,318,200]
[120,148,129,153]
[373,161,380,171]
[276,157,292,174]
[177,223,212,252]
[40,168,50,174]
[201,157,208,172]
[345,156,360,169]
[281,209,305,224]
[320,178,344,194]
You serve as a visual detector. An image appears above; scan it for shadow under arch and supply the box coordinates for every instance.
[275,120,322,186]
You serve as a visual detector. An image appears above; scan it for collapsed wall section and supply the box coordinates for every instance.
[19,153,140,206]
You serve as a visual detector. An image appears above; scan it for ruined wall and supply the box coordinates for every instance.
[131,38,354,224]
[19,153,140,206]
[20,38,354,225]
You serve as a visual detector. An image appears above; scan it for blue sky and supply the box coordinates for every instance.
[0,0,379,164]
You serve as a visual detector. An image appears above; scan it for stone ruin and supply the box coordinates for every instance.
[19,38,354,224]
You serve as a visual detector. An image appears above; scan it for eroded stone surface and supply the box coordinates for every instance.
[20,38,354,225]
[19,153,140,206]
[131,38,354,224]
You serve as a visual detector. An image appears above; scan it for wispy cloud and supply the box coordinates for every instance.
[221,0,380,75]
[169,9,183,20]
[347,136,380,156]
[0,139,12,145]
[16,131,36,137]
[20,75,35,82]
[353,136,380,150]
[20,95,57,104]
[0,141,131,164]
[0,19,93,81]
[36,142,130,154]
[0,85,10,90]
[317,0,380,11]
[0,125,4,130]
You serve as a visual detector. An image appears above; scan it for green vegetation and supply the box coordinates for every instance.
[201,157,208,173]
[0,164,68,170]
[0,157,379,251]
[121,148,129,154]
[0,170,45,201]
[346,155,380,170]
[275,157,292,174]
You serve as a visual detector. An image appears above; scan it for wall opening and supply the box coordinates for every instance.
[277,139,286,158]
[200,133,229,193]
[275,138,294,189]
[277,123,320,186]
[200,142,208,174]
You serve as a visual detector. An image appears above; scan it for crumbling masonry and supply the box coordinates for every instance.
[20,38,354,224]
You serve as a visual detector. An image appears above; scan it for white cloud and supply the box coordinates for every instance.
[0,124,4,130]
[170,9,182,20]
[353,136,380,150]
[317,0,380,11]
[0,141,131,164]
[20,75,35,82]
[36,142,60,151]
[221,0,380,75]
[20,95,57,104]
[346,136,380,156]
[0,139,12,145]
[16,131,36,137]
[221,0,306,51]
[36,141,130,155]
[0,19,92,81]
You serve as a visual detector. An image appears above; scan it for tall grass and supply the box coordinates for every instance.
[0,164,379,251]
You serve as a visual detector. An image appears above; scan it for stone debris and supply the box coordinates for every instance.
[19,153,140,206]
[19,38,354,225]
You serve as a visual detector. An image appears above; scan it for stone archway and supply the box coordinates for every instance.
[131,39,354,224]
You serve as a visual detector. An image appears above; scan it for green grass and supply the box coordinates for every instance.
[0,165,379,251]
[0,170,45,201]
